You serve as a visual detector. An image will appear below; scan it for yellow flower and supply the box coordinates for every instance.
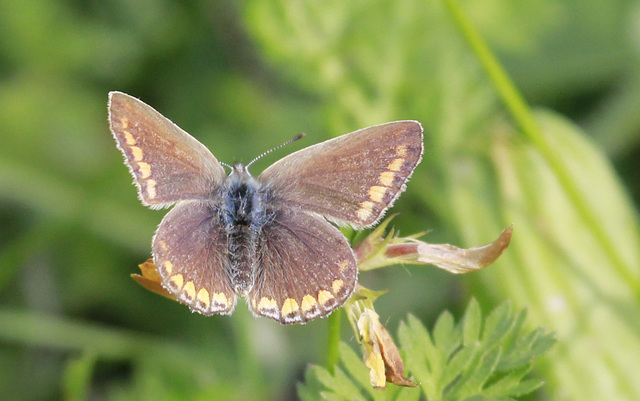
[130,259,175,300]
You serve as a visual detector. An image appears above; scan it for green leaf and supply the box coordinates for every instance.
[506,378,545,397]
[298,366,325,401]
[481,303,515,350]
[316,365,368,401]
[462,298,482,345]
[498,309,526,353]
[400,315,440,398]
[442,343,478,386]
[456,347,502,399]
[483,365,533,396]
[338,343,386,401]
[306,302,554,400]
[529,330,556,359]
[433,310,460,358]
[497,330,540,371]
[302,301,553,400]
[62,351,97,401]
[300,343,421,401]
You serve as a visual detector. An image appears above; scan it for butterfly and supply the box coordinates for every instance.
[108,92,423,324]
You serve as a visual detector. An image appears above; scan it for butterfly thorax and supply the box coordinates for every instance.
[222,163,268,295]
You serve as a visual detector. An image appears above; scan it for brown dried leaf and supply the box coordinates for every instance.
[357,308,418,389]
[415,225,513,273]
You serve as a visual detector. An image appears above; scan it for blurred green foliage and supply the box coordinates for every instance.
[301,300,555,401]
[1,0,639,400]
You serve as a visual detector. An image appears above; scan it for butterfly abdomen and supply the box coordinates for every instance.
[222,167,268,295]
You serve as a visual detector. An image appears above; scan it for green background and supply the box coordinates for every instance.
[1,0,639,400]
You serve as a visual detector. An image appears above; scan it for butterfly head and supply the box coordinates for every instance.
[229,162,252,178]
[224,133,306,182]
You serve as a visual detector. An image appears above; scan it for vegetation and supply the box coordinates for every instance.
[0,0,638,400]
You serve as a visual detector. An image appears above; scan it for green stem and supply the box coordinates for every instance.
[326,309,341,373]
[232,307,264,390]
[325,227,358,372]
[0,308,206,369]
[442,0,639,293]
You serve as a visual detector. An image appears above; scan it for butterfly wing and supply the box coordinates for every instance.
[108,92,226,208]
[248,207,357,324]
[152,200,237,315]
[258,121,423,228]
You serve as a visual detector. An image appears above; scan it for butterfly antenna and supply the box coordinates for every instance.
[246,133,305,168]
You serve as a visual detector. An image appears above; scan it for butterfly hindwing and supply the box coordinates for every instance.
[248,207,357,324]
[153,200,237,315]
[108,92,226,207]
[259,121,423,228]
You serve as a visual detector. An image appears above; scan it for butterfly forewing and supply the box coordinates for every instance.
[259,121,423,228]
[153,200,237,315]
[108,92,226,207]
[248,208,357,324]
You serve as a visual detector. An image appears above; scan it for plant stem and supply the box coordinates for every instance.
[326,309,341,373]
[326,227,357,372]
[442,0,639,294]
[0,308,204,368]
[232,307,264,390]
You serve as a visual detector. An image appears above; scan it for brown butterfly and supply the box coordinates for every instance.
[108,92,423,324]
